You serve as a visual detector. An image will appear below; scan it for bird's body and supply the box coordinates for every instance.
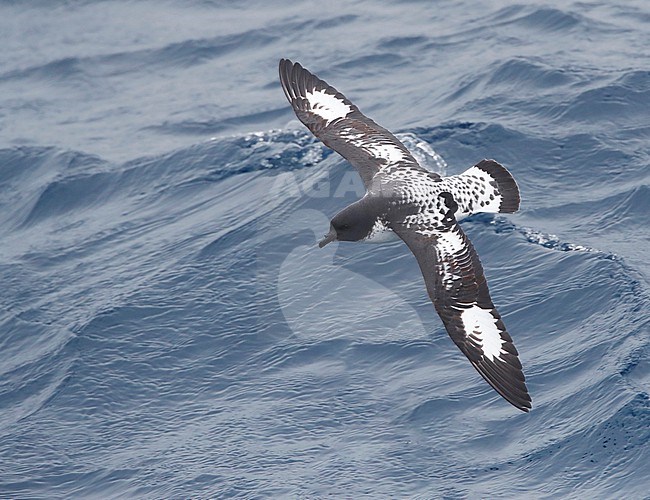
[279,59,532,412]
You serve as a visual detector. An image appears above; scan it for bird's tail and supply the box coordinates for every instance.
[443,159,520,217]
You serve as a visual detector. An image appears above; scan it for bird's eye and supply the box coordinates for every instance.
[340,224,350,230]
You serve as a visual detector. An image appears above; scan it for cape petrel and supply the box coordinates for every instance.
[279,58,532,412]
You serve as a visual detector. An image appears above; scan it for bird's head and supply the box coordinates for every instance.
[318,204,374,248]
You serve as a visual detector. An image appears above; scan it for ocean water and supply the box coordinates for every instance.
[1,0,649,498]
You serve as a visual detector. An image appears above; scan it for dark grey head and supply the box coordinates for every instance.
[318,202,375,248]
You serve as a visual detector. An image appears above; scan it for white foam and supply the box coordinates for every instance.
[395,132,448,175]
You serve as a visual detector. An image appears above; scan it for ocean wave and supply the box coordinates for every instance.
[1,1,649,496]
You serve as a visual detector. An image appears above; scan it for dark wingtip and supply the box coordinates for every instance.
[278,59,298,102]
[278,58,293,69]
[510,399,532,413]
[468,356,532,413]
[512,389,533,413]
[279,58,314,104]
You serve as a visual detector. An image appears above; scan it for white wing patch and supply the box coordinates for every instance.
[435,229,467,288]
[338,127,409,165]
[304,89,352,125]
[368,143,408,164]
[460,305,505,361]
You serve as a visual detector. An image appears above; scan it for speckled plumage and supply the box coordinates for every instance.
[279,59,531,412]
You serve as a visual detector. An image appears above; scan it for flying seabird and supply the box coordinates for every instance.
[278,58,532,412]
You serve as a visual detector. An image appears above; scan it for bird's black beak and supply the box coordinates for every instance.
[318,227,337,248]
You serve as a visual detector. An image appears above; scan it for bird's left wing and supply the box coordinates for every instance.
[393,211,532,412]
[279,59,435,189]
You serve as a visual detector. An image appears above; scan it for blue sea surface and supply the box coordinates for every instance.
[1,1,649,497]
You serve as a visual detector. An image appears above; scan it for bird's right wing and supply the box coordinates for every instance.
[393,215,532,412]
[279,59,435,189]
